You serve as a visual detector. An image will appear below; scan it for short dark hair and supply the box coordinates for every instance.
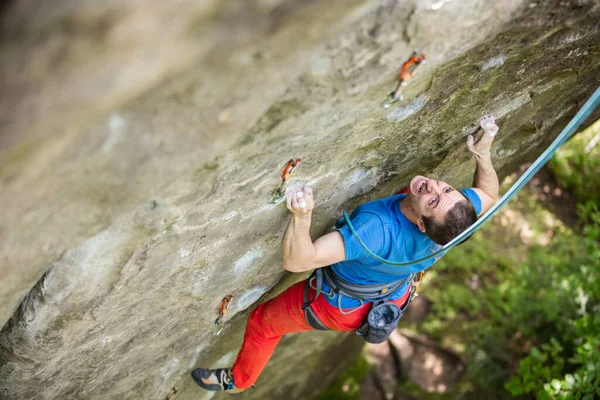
[422,199,477,245]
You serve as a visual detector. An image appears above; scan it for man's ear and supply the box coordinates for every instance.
[417,218,426,233]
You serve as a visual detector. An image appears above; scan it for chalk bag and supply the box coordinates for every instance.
[356,302,402,344]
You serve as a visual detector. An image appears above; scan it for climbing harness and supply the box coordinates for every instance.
[350,86,600,271]
[383,50,426,108]
[301,267,425,343]
[214,295,233,336]
[271,158,302,204]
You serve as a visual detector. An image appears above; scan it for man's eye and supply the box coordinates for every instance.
[429,198,437,206]
[444,187,452,192]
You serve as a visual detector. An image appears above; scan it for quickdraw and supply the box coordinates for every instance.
[214,295,233,336]
[383,50,426,108]
[271,158,302,204]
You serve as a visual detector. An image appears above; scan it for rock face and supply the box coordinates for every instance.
[1,0,600,399]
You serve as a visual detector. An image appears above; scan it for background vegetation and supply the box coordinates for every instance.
[320,120,600,399]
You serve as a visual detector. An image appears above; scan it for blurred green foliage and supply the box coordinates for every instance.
[315,354,370,400]
[548,120,600,208]
[504,122,600,400]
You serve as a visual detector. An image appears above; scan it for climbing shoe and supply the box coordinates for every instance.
[191,367,244,394]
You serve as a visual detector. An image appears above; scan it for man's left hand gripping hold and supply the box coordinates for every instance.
[282,186,345,273]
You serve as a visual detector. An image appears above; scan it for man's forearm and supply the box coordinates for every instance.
[473,154,499,200]
[282,214,317,272]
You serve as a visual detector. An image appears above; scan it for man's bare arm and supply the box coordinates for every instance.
[282,187,345,273]
[467,115,500,214]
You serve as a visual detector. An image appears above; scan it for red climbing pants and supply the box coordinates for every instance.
[231,279,411,389]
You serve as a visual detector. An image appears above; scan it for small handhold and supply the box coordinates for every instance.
[479,55,506,72]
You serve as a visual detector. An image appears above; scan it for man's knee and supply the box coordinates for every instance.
[245,304,282,342]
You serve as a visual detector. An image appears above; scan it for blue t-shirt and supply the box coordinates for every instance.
[324,188,482,309]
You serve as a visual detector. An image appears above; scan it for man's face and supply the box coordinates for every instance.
[408,175,465,228]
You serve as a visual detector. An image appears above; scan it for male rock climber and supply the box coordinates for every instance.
[191,115,500,393]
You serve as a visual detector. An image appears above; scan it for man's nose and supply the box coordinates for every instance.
[429,180,442,194]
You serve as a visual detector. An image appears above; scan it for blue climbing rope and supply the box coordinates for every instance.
[343,86,600,270]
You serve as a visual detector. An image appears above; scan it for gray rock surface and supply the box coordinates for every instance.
[1,0,600,399]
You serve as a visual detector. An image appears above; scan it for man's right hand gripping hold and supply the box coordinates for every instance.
[281,185,345,272]
[191,115,500,393]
